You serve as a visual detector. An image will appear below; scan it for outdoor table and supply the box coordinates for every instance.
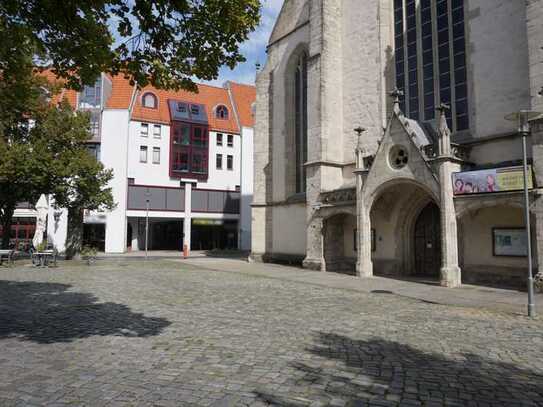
[0,249,15,266]
[33,251,57,268]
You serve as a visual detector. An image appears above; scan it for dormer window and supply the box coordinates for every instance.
[177,102,187,113]
[216,105,229,120]
[191,105,200,115]
[142,92,158,109]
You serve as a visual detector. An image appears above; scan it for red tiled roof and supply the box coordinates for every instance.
[110,77,241,134]
[37,70,78,108]
[106,75,136,109]
[36,71,256,133]
[228,82,256,128]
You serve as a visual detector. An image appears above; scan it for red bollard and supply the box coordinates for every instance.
[183,244,189,259]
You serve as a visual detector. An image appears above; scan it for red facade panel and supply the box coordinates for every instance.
[170,121,209,180]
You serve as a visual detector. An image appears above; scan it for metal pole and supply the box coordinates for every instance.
[145,198,149,260]
[522,131,536,317]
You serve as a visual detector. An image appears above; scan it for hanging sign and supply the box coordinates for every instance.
[83,210,107,224]
[192,219,224,226]
[452,166,533,195]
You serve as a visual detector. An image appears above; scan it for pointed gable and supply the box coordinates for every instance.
[268,0,310,47]
[362,110,441,206]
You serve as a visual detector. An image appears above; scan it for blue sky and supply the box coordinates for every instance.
[203,0,284,87]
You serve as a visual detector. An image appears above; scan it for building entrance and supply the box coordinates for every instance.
[83,224,106,252]
[191,220,238,250]
[150,221,183,250]
[414,202,441,278]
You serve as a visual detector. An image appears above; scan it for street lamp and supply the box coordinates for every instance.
[145,190,151,260]
[505,110,542,318]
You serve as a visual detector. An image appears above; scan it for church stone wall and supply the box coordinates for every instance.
[251,0,314,260]
[341,0,387,163]
[318,0,344,165]
[466,0,531,141]
[469,137,529,167]
[459,205,529,288]
[272,204,307,255]
[526,0,543,113]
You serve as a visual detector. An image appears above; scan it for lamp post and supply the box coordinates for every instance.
[505,110,541,318]
[145,191,151,260]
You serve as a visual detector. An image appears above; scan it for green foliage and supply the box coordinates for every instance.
[36,240,48,252]
[0,0,261,90]
[0,67,115,250]
[80,245,98,257]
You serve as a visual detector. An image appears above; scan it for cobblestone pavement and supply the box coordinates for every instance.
[0,260,542,407]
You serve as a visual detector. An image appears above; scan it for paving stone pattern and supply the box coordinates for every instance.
[0,260,542,407]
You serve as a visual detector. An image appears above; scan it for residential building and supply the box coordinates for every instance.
[7,75,256,254]
[251,0,543,289]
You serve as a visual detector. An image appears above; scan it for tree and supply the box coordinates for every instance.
[0,60,56,249]
[0,0,261,91]
[51,148,115,259]
[0,66,114,251]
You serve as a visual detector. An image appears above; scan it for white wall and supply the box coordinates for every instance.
[209,130,242,191]
[101,109,130,253]
[127,121,241,191]
[240,127,254,250]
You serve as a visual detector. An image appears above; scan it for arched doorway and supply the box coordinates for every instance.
[323,213,357,275]
[414,202,441,278]
[368,179,440,277]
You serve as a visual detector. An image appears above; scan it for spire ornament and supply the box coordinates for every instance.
[354,126,367,169]
[436,103,452,156]
[389,88,404,115]
[389,88,404,105]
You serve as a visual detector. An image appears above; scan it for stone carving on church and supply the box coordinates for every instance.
[320,188,356,205]
[423,140,470,161]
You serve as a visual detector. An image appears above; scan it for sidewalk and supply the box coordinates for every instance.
[173,257,543,317]
[97,250,248,260]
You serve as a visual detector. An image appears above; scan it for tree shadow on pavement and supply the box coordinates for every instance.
[256,332,543,406]
[0,280,171,344]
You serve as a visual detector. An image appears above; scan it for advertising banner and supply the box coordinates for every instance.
[452,166,533,195]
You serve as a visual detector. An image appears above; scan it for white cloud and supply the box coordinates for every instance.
[202,0,284,87]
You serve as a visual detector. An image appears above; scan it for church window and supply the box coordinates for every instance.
[394,0,469,132]
[294,52,308,194]
[389,145,409,170]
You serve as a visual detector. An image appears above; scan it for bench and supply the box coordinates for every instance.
[0,250,15,266]
[32,250,57,268]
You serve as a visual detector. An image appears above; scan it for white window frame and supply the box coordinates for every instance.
[153,124,161,139]
[140,123,149,137]
[227,154,233,171]
[216,154,223,170]
[216,133,223,146]
[140,146,148,163]
[142,92,157,109]
[227,134,234,147]
[152,147,160,164]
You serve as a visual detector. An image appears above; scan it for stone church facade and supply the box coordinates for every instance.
[251,0,543,289]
